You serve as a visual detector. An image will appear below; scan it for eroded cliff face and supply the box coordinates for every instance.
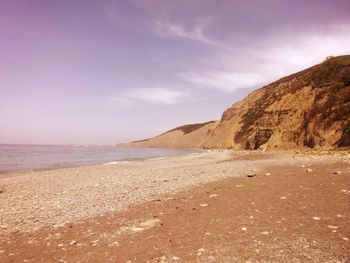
[204,55,350,150]
[120,55,350,150]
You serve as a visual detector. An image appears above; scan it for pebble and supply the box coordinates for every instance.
[241,227,247,231]
[130,227,144,232]
[334,171,341,175]
[69,240,77,245]
[260,231,269,235]
[280,196,287,200]
[0,224,8,229]
[172,256,180,260]
[306,169,313,173]
[247,173,256,178]
[209,194,218,198]
[159,256,166,263]
[110,241,119,246]
[265,173,271,176]
[236,185,245,188]
[57,244,64,247]
[327,225,339,229]
[139,218,162,228]
[200,204,208,207]
[343,237,349,241]
[312,217,321,221]
[208,256,216,262]
[91,239,99,245]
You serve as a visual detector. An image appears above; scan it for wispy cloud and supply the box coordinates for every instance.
[153,17,232,51]
[112,87,189,107]
[154,17,212,43]
[178,25,350,93]
[180,71,265,92]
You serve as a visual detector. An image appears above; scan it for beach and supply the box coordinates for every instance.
[0,150,349,262]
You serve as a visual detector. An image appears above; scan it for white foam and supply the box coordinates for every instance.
[102,161,129,165]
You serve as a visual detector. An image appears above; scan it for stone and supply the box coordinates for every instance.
[327,225,339,229]
[280,196,287,200]
[130,227,144,233]
[139,219,161,228]
[334,171,342,175]
[306,169,313,173]
[265,173,271,176]
[208,256,216,262]
[200,203,208,207]
[260,231,269,235]
[312,217,321,221]
[69,240,77,245]
[241,227,247,231]
[247,173,256,178]
[209,194,218,198]
[110,241,119,246]
[91,239,99,245]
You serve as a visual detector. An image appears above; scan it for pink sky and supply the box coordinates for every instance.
[1,0,350,145]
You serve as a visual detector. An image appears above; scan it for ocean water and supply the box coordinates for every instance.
[0,144,199,172]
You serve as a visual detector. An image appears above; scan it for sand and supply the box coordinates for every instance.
[0,150,349,262]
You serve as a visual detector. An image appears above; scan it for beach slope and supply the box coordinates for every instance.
[0,151,349,262]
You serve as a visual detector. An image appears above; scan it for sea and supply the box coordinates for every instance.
[0,144,200,173]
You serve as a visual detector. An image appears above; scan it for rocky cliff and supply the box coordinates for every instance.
[120,55,350,150]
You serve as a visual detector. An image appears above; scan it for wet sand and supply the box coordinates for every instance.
[0,151,349,262]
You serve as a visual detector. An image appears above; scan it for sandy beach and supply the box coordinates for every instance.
[0,150,349,262]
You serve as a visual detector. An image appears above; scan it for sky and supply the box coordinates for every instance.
[1,0,350,145]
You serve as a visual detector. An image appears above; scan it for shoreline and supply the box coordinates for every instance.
[0,151,234,234]
[1,147,348,177]
[0,151,349,262]
[0,151,347,234]
[0,151,282,232]
[0,149,206,178]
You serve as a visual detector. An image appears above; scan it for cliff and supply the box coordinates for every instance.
[120,55,350,150]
